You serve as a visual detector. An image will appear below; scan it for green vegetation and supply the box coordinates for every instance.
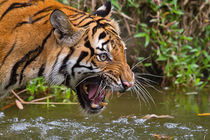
[26,77,77,103]
[132,0,209,88]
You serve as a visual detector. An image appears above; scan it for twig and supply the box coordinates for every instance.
[11,90,24,103]
[11,90,78,105]
[9,89,27,99]
[17,89,27,95]
[92,0,96,12]
[30,95,54,102]
[112,11,134,21]
[21,102,78,105]
[123,17,132,36]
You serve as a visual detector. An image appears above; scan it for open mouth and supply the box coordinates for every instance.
[75,75,107,114]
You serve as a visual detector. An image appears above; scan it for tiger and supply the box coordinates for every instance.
[0,0,135,114]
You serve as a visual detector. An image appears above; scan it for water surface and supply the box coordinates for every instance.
[0,88,209,139]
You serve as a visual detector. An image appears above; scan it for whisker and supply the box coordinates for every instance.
[136,80,155,105]
[132,85,148,104]
[131,56,151,70]
[135,75,159,85]
[131,88,142,108]
[135,77,162,93]
[124,37,133,43]
[135,73,164,78]
[134,83,150,105]
[75,74,100,87]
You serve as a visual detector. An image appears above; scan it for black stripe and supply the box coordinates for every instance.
[14,21,28,30]
[79,21,95,27]
[1,40,16,66]
[59,47,74,74]
[30,14,49,23]
[19,30,52,84]
[64,7,84,14]
[13,14,49,30]
[62,73,71,86]
[84,41,94,57]
[99,32,106,40]
[43,19,49,24]
[71,51,89,77]
[5,30,52,89]
[0,2,32,21]
[33,6,53,17]
[38,64,45,77]
[91,60,97,67]
[96,19,115,29]
[70,14,86,21]
[5,49,38,89]
[92,25,98,37]
[68,13,80,18]
[0,0,7,7]
[96,47,106,51]
[76,16,92,26]
[102,40,109,47]
[110,29,118,35]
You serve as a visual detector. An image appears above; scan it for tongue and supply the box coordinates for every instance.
[87,84,106,104]
[88,84,99,99]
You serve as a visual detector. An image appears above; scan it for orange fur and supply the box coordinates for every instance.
[0,0,134,101]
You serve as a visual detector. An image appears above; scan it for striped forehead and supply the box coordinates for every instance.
[87,22,125,52]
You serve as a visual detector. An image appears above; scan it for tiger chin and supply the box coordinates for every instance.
[0,0,134,114]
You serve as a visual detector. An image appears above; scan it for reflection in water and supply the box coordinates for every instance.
[0,88,209,139]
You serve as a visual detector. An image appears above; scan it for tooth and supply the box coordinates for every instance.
[100,102,108,107]
[91,103,99,108]
[83,84,88,94]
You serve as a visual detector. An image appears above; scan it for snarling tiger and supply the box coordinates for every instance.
[0,0,134,114]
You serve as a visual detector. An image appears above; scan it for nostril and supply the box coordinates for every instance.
[123,81,133,89]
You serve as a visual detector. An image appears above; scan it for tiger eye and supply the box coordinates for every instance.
[99,53,108,61]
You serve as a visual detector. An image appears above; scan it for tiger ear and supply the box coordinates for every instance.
[93,0,112,18]
[50,9,84,46]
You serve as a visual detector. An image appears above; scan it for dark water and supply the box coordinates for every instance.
[0,88,209,139]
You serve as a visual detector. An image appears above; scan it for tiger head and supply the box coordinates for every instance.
[49,1,134,114]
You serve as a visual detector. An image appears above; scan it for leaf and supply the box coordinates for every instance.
[140,23,147,27]
[157,55,167,61]
[145,35,150,47]
[153,134,174,139]
[150,18,158,23]
[111,0,120,10]
[27,96,34,101]
[145,63,151,67]
[197,113,210,116]
[134,32,146,38]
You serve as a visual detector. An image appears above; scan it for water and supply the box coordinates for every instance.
[0,88,209,139]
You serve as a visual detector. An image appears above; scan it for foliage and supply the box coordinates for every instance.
[134,0,209,88]
[26,77,77,103]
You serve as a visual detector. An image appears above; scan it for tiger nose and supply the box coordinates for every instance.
[123,81,134,89]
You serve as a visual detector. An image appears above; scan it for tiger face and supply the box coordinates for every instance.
[48,2,134,113]
[0,0,134,114]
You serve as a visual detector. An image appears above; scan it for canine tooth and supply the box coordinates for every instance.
[83,85,88,94]
[100,102,108,107]
[91,103,98,108]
